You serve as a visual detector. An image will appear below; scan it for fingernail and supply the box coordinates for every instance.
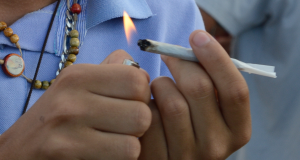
[192,32,211,47]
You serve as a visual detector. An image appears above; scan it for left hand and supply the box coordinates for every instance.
[139,30,251,160]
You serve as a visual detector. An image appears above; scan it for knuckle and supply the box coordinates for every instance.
[127,70,150,100]
[227,81,249,105]
[47,96,85,126]
[198,134,232,160]
[160,97,188,118]
[232,131,251,150]
[200,143,227,160]
[184,76,214,100]
[133,102,152,136]
[55,64,85,88]
[107,49,131,64]
[41,135,73,158]
[124,136,141,160]
[111,49,129,57]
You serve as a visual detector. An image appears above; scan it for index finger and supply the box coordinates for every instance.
[55,64,151,103]
[189,30,251,136]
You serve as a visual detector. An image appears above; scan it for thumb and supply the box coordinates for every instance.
[100,49,151,82]
[100,49,134,64]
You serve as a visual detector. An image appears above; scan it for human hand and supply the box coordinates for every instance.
[0,50,151,160]
[139,30,251,160]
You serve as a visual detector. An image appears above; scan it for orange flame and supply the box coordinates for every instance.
[123,11,137,44]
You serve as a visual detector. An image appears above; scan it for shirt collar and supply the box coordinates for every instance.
[0,0,153,55]
[86,0,153,30]
[0,2,58,54]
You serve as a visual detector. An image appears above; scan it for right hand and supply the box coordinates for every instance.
[0,50,152,160]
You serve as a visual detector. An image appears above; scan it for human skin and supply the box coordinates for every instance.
[0,32,251,160]
[0,50,152,159]
[139,31,251,160]
[0,1,251,159]
[0,3,153,159]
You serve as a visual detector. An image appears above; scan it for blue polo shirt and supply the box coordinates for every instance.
[0,0,204,133]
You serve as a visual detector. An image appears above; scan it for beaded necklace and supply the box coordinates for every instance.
[0,0,82,114]
[0,0,81,89]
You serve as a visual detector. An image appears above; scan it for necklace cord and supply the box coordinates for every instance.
[22,0,61,115]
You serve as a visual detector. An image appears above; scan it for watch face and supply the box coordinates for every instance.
[3,53,25,77]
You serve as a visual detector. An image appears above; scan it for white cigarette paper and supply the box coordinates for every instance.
[138,39,277,78]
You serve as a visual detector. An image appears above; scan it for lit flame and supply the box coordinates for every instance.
[123,11,137,44]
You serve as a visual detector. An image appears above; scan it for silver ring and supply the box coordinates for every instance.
[123,59,140,69]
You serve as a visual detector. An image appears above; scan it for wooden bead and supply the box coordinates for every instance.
[70,3,82,14]
[64,61,73,68]
[4,27,13,37]
[69,47,79,55]
[42,81,50,90]
[0,22,7,31]
[67,54,77,63]
[34,80,42,89]
[50,79,56,85]
[69,30,79,38]
[10,34,19,43]
[2,53,25,77]
[70,38,80,47]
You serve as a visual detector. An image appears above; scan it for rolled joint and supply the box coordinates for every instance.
[137,39,151,51]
